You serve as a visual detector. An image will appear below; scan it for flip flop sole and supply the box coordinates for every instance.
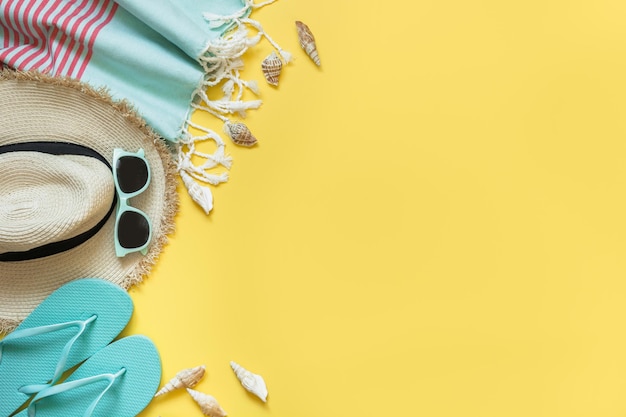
[14,335,161,417]
[0,278,133,416]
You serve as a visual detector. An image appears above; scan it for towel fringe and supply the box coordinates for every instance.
[176,120,232,214]
[177,0,287,214]
[198,0,291,111]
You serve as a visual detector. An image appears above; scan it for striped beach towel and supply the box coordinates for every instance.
[0,0,290,214]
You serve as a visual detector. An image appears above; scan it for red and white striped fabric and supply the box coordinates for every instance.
[0,0,116,78]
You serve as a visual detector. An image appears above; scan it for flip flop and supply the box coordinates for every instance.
[14,335,161,417]
[0,278,133,416]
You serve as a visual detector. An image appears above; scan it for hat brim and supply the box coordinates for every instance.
[0,70,179,333]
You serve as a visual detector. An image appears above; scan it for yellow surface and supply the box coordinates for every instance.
[128,1,626,416]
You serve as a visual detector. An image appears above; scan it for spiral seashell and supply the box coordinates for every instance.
[230,361,268,402]
[187,389,228,417]
[180,171,213,215]
[154,365,206,397]
[295,21,320,66]
[224,122,258,147]
[261,51,283,86]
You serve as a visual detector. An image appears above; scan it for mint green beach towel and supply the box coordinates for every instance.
[0,0,290,213]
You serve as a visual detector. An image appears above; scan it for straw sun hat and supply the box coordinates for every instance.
[0,70,178,333]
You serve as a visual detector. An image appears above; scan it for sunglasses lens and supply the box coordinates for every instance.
[118,211,150,249]
[116,156,148,194]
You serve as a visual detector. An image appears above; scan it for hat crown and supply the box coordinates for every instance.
[0,152,114,253]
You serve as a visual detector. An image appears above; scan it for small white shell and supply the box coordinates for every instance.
[187,389,228,417]
[154,365,206,397]
[230,361,268,402]
[224,122,258,147]
[180,171,213,215]
[261,51,283,86]
[296,21,320,66]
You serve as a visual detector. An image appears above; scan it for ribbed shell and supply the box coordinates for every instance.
[261,51,283,86]
[295,21,320,66]
[187,389,228,417]
[224,122,258,147]
[154,365,206,397]
[230,361,268,402]
[180,171,213,215]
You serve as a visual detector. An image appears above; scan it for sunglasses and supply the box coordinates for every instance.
[113,148,152,257]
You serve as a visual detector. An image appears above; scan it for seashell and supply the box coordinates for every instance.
[187,389,228,417]
[261,51,283,86]
[154,365,206,397]
[230,361,268,402]
[224,122,258,147]
[180,171,213,215]
[295,21,320,66]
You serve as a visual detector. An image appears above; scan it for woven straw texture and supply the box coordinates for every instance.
[0,153,115,252]
[0,70,179,333]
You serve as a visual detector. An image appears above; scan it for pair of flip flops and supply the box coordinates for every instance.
[0,279,161,417]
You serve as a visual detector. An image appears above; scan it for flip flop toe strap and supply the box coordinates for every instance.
[0,315,97,394]
[27,368,126,417]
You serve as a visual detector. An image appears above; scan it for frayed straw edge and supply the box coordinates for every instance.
[0,317,19,334]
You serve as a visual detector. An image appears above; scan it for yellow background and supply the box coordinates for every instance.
[128,1,626,416]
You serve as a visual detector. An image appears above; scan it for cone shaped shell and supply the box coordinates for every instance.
[296,21,320,66]
[155,365,206,397]
[230,361,268,402]
[224,123,258,147]
[261,51,283,86]
[180,171,213,215]
[187,389,228,417]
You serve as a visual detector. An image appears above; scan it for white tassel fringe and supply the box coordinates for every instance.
[177,0,286,215]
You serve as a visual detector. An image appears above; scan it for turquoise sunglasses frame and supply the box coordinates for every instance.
[112,148,152,257]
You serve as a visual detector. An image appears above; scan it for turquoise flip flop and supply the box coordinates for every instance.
[14,335,161,417]
[0,278,133,416]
